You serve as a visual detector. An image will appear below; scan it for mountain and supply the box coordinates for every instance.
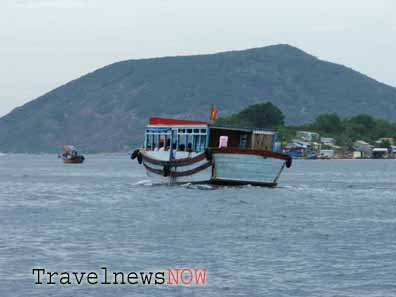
[1,44,396,153]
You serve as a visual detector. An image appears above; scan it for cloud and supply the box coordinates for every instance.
[14,0,94,9]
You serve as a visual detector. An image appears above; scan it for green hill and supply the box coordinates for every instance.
[1,44,396,152]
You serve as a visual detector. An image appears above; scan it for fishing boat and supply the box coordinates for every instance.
[60,145,85,164]
[131,117,292,187]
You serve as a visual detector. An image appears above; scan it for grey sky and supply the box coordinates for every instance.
[1,0,395,117]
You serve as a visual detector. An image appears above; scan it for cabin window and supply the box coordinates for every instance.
[240,134,248,149]
[161,135,166,150]
[186,134,193,152]
[146,134,153,150]
[177,134,185,151]
[200,135,206,150]
[193,135,199,152]
[172,131,177,150]
[145,133,154,150]
[144,127,208,152]
[144,129,171,151]
[156,136,160,149]
[175,127,208,152]
[191,134,205,152]
[165,136,171,151]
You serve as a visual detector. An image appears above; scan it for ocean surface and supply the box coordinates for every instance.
[1,154,396,297]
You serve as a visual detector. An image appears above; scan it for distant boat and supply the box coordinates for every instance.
[131,117,292,187]
[60,145,85,164]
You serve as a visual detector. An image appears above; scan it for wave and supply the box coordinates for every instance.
[132,179,153,186]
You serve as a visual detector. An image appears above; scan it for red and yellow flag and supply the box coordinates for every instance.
[210,105,218,121]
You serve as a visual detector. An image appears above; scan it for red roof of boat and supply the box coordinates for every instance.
[149,117,208,126]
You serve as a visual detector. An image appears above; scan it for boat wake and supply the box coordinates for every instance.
[132,179,153,186]
[181,183,217,190]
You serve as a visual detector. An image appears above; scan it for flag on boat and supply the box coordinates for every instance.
[210,105,218,121]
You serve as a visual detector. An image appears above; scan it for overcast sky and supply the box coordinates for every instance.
[1,0,395,117]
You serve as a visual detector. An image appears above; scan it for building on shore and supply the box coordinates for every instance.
[319,137,342,159]
[320,137,336,145]
[284,131,321,159]
[375,137,395,146]
[296,131,320,143]
[391,146,396,158]
[353,140,373,159]
[372,148,389,159]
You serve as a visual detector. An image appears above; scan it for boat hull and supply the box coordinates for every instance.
[136,148,291,187]
[211,153,285,187]
[141,151,212,184]
[63,156,85,164]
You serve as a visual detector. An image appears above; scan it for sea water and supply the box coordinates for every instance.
[0,154,396,296]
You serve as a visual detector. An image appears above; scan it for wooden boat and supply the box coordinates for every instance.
[60,145,85,164]
[63,156,85,164]
[131,118,292,187]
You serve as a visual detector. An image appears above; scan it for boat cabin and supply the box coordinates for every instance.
[208,126,277,151]
[144,117,277,155]
[144,118,209,154]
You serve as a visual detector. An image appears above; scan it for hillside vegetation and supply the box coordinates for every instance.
[1,44,396,152]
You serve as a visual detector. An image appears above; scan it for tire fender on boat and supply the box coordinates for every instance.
[137,153,143,164]
[131,149,143,164]
[163,164,171,177]
[131,149,140,159]
[286,158,292,168]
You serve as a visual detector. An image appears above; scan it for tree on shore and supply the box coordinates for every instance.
[312,113,343,133]
[215,102,284,128]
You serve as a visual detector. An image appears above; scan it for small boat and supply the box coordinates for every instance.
[131,117,292,187]
[60,145,85,164]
